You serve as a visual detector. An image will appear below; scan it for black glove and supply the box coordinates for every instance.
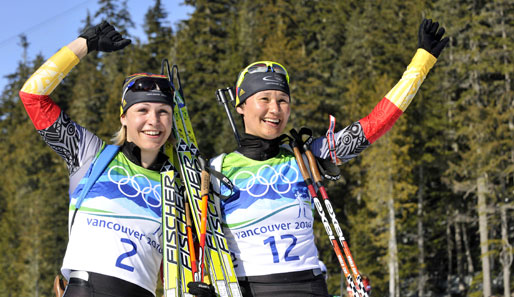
[316,157,341,181]
[417,18,449,58]
[187,281,216,297]
[79,21,131,53]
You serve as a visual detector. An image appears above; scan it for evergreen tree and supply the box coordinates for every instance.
[95,0,136,140]
[434,0,514,295]
[175,0,240,156]
[68,12,108,132]
[141,0,173,72]
[94,0,134,36]
[0,47,70,295]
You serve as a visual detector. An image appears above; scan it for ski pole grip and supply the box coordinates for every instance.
[216,88,241,146]
[226,87,237,107]
[291,145,310,181]
[216,89,227,104]
[290,129,312,182]
[201,171,210,197]
[185,200,193,227]
[305,150,323,184]
[198,156,210,197]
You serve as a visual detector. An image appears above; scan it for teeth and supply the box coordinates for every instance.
[144,131,160,136]
[264,118,279,124]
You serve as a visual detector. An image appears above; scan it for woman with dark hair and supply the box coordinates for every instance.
[210,18,448,297]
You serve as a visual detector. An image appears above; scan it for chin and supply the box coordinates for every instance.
[261,134,280,140]
[141,143,164,151]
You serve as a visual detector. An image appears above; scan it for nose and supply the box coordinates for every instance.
[147,110,159,125]
[268,99,280,114]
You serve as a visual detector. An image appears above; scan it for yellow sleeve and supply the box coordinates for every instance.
[385,49,437,112]
[20,46,79,95]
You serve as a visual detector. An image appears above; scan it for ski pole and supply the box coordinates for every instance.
[295,128,369,297]
[288,130,360,296]
[185,199,200,282]
[216,88,241,146]
[198,156,211,282]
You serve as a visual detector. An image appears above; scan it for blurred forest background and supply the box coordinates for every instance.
[0,0,512,296]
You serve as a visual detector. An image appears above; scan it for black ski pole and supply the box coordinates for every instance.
[216,88,241,146]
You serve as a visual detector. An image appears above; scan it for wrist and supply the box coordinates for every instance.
[66,38,88,59]
[411,48,437,76]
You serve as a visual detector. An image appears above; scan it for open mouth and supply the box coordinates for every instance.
[143,131,161,136]
[263,118,280,126]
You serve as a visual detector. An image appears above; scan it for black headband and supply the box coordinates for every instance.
[120,74,174,115]
[236,72,290,106]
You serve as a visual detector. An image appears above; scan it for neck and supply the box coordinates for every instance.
[140,150,158,169]
[122,142,165,170]
[237,133,284,161]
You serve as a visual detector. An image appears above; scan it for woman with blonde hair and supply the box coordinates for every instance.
[20,21,174,297]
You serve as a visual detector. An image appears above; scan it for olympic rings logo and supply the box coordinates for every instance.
[108,166,161,208]
[232,164,299,198]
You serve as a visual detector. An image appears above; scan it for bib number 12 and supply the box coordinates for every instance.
[263,234,300,263]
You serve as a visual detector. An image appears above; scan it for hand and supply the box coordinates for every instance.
[316,157,341,181]
[417,18,449,58]
[187,281,216,297]
[79,21,131,53]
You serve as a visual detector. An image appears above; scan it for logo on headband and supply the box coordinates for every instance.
[262,75,283,83]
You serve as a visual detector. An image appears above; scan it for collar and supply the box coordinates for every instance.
[121,141,169,171]
[236,133,287,161]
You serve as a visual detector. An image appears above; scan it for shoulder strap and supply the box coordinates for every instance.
[209,153,226,216]
[209,153,227,195]
[75,144,120,210]
[70,144,119,233]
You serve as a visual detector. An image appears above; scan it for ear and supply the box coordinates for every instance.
[236,105,245,115]
[120,114,127,126]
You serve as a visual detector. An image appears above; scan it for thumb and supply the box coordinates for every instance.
[436,37,449,52]
[113,39,132,50]
[433,37,450,58]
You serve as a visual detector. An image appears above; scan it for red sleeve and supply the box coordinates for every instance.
[358,97,403,144]
[19,91,61,130]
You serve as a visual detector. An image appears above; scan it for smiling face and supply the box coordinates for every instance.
[120,102,173,156]
[236,90,291,140]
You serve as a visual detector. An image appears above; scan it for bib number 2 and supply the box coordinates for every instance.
[263,234,300,263]
[116,238,137,272]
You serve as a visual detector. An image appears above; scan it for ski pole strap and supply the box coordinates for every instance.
[326,115,337,164]
[297,127,341,181]
[206,168,234,200]
[199,154,235,201]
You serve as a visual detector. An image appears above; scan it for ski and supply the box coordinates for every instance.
[160,147,181,297]
[170,65,242,297]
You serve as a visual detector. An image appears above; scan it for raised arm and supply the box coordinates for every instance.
[310,19,449,162]
[19,21,131,177]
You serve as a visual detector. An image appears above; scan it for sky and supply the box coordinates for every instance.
[0,0,194,93]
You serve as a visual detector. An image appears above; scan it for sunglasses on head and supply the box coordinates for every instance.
[125,75,174,97]
[236,61,289,88]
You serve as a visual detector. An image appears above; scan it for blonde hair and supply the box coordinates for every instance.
[111,125,127,146]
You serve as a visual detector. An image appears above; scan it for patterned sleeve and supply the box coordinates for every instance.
[19,46,104,189]
[310,49,437,161]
